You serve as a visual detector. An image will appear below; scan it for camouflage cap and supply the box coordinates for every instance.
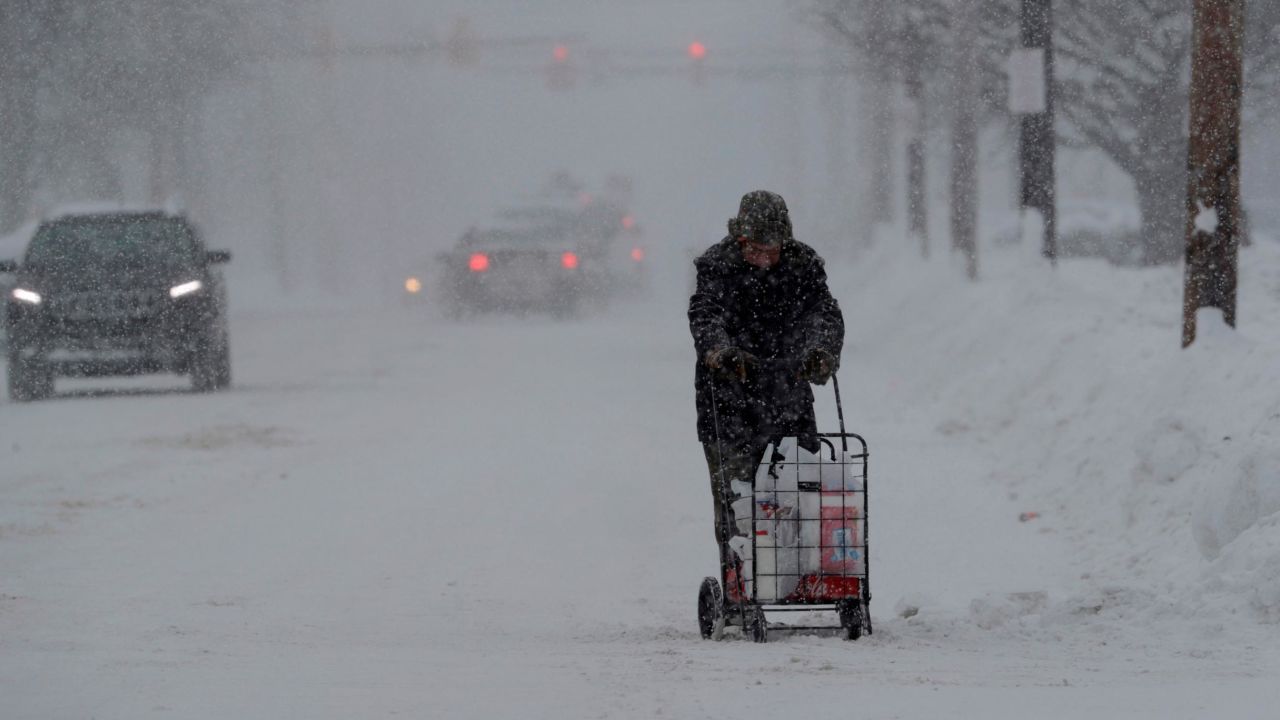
[729,190,791,245]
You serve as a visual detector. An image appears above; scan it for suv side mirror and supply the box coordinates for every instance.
[206,250,232,265]
[0,259,18,273]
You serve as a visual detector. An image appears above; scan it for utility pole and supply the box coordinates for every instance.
[1016,0,1056,263]
[903,15,928,257]
[950,3,979,280]
[784,44,805,209]
[1182,0,1244,347]
[257,70,292,292]
[860,1,895,243]
[316,2,346,289]
[865,74,895,241]
[822,41,854,252]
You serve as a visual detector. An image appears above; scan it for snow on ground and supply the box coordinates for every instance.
[2,234,1280,718]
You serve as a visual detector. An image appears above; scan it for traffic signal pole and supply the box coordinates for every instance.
[1019,0,1057,263]
[1182,0,1245,347]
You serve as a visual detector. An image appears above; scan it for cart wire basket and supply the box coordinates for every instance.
[698,375,871,643]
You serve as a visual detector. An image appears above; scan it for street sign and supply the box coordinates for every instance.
[1007,48,1047,114]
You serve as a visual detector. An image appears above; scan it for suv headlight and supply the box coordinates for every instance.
[169,280,203,299]
[11,288,42,305]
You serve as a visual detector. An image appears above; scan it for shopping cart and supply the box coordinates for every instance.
[697,374,871,643]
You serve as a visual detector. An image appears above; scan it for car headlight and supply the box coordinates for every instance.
[11,288,41,305]
[169,280,203,299]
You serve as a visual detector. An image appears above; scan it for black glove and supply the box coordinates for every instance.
[800,348,836,385]
[706,346,759,382]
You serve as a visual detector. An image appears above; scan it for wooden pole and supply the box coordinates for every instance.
[1182,0,1244,347]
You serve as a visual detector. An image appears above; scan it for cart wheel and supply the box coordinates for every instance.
[697,577,726,641]
[838,600,863,641]
[748,606,768,643]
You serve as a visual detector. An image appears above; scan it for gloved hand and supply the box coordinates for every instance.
[800,348,836,385]
[706,346,759,382]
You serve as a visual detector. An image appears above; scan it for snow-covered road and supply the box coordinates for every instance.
[4,245,1279,718]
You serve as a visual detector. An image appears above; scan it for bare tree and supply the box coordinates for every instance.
[1053,2,1192,264]
[1057,1,1280,264]
[813,0,1280,265]
[0,2,70,232]
[810,0,1013,270]
[813,1,906,240]
[0,0,294,229]
[49,1,256,201]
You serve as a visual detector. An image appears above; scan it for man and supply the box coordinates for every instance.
[688,190,845,562]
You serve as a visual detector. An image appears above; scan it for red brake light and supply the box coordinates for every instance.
[469,253,490,272]
[561,251,579,270]
[630,247,645,262]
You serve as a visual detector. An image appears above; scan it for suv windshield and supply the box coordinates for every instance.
[25,216,200,273]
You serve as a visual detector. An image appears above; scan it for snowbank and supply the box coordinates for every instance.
[831,234,1280,629]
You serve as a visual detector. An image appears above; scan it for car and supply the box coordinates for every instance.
[1,209,232,401]
[499,198,649,300]
[436,223,586,319]
[415,173,650,314]
[0,223,38,353]
[583,174,651,297]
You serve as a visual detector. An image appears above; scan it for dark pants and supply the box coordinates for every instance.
[702,442,767,551]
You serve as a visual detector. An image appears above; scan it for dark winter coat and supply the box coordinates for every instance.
[688,237,844,451]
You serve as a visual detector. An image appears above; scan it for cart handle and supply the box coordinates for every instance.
[832,373,848,452]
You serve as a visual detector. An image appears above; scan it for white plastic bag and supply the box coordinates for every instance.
[732,438,866,601]
[758,437,865,580]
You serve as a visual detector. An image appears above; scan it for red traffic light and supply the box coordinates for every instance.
[688,41,707,61]
[553,44,570,63]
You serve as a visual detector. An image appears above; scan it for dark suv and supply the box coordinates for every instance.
[0,211,232,401]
